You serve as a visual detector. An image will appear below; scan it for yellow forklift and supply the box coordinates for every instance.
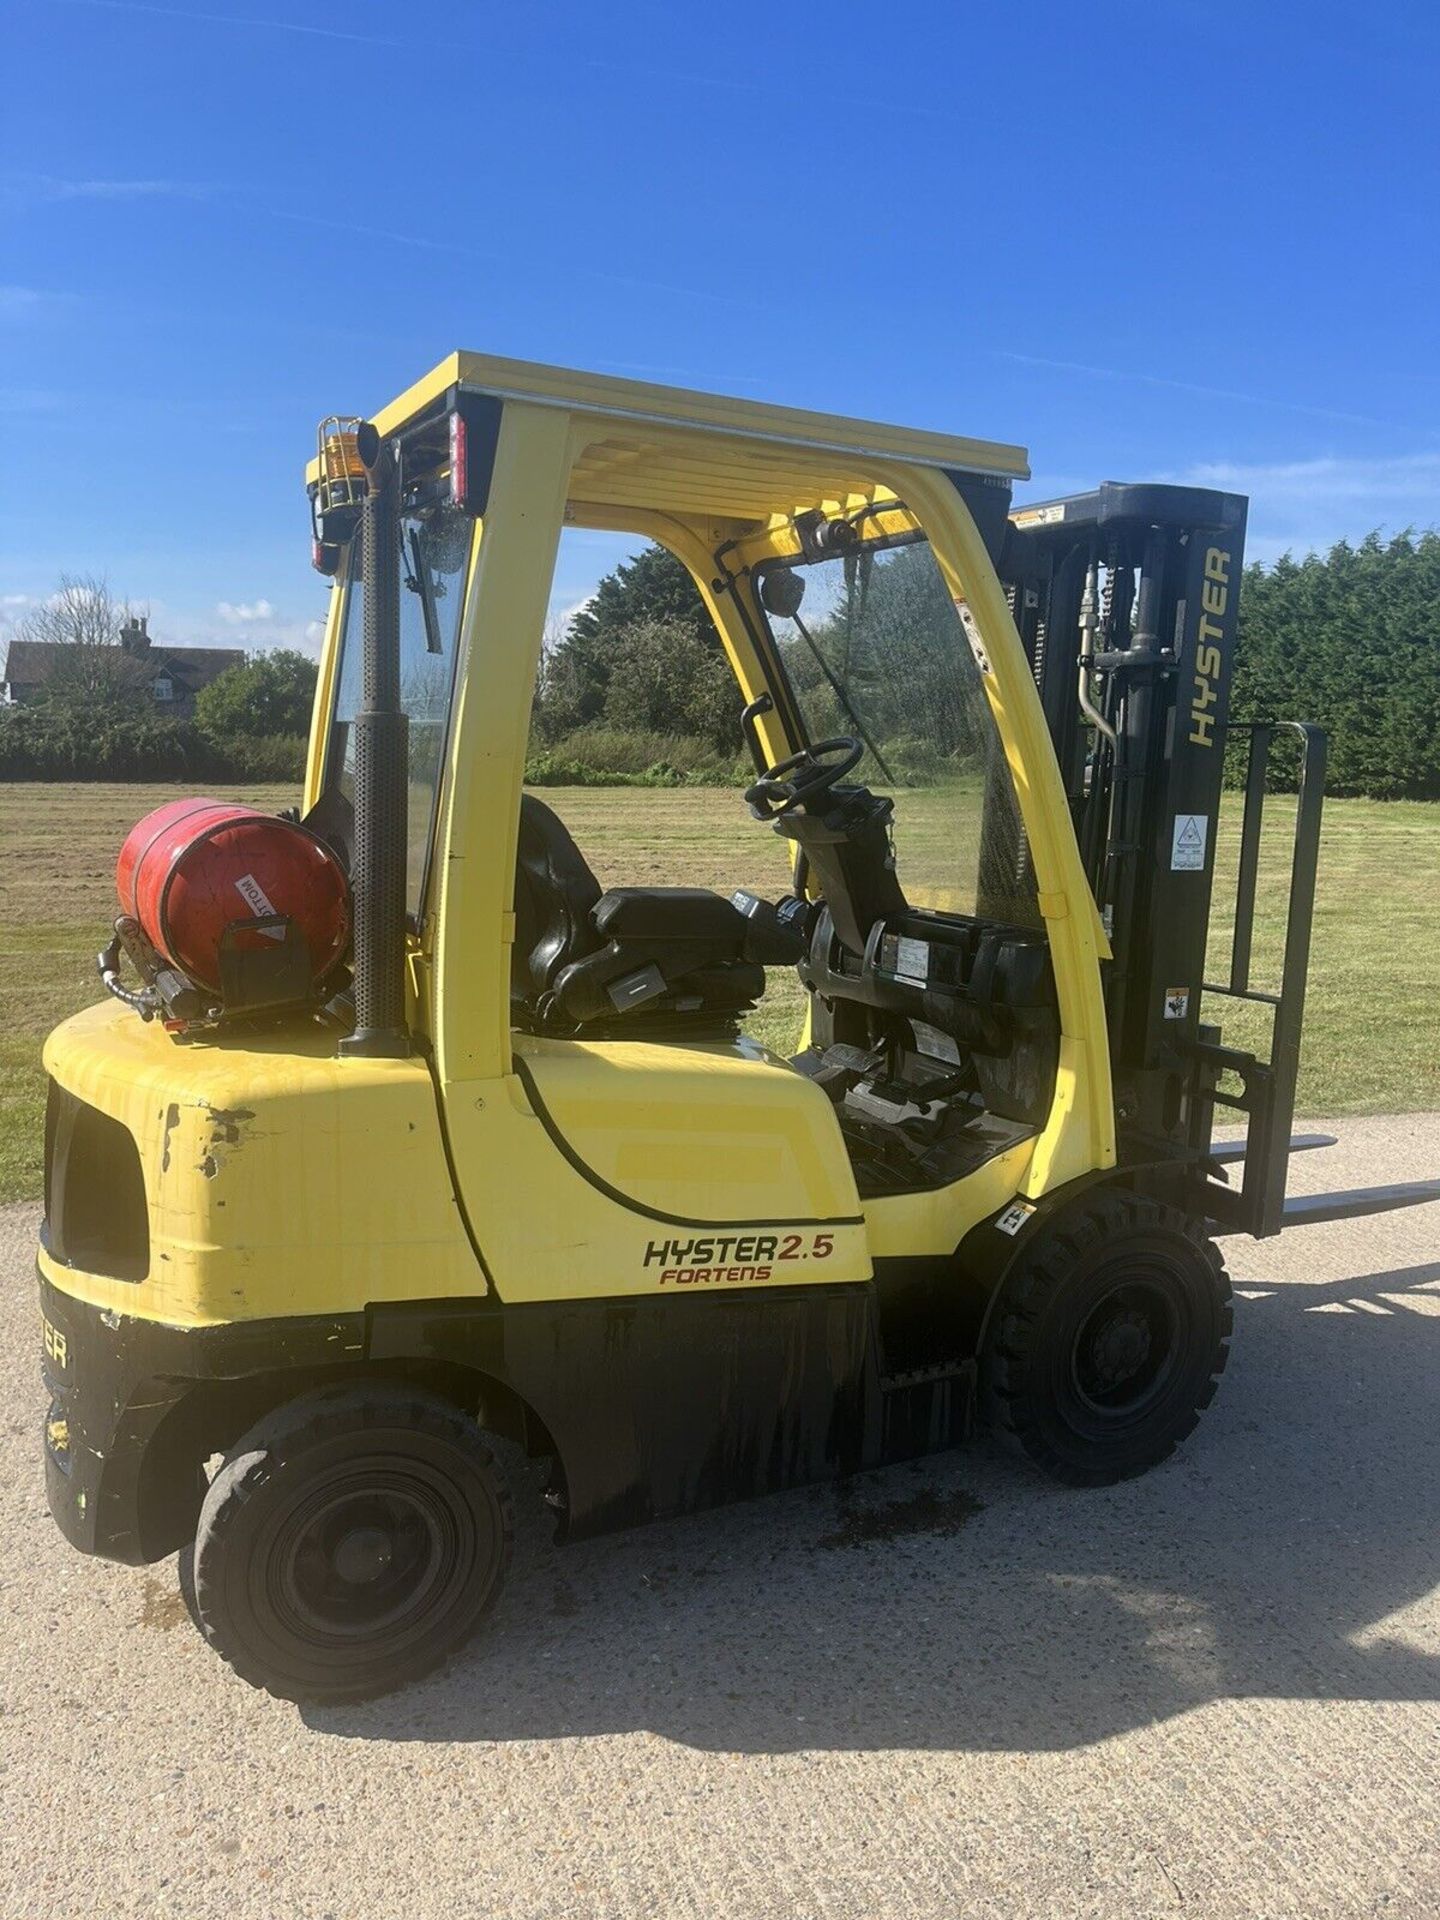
[37,354,1439,1702]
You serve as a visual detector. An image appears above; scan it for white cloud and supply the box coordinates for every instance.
[0,593,43,639]
[186,600,332,658]
[1168,452,1440,563]
[998,350,1390,431]
[1180,451,1440,506]
[0,285,82,334]
[0,587,328,658]
[5,173,205,203]
[215,598,275,624]
[547,592,595,639]
[0,285,46,318]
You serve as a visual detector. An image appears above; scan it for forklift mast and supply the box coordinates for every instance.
[998,484,1325,1236]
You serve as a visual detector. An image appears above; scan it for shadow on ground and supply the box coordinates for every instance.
[308,1256,1440,1754]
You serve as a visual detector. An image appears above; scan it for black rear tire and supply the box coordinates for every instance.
[188,1384,513,1704]
[980,1192,1232,1486]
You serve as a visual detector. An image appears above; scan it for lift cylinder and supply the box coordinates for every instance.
[116,797,349,996]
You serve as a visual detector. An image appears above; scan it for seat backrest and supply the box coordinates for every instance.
[513,795,604,998]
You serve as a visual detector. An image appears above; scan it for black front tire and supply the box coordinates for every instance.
[188,1384,513,1704]
[980,1192,1232,1486]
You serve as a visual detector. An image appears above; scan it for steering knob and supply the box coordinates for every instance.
[745,736,864,820]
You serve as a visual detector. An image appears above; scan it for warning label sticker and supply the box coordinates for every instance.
[1164,987,1190,1020]
[894,936,930,985]
[1171,814,1208,871]
[235,871,286,939]
[1012,502,1066,528]
[995,1201,1036,1238]
[911,1020,961,1065]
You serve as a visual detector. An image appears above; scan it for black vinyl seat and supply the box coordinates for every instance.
[512,795,604,1000]
[512,796,764,1031]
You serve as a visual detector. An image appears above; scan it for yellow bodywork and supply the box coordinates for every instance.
[40,1004,869,1323]
[44,352,1116,1332]
[42,1000,469,1327]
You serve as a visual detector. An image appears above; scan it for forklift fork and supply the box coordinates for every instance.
[1194,721,1439,1234]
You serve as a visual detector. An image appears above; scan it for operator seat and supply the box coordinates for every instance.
[511,796,767,1031]
[513,793,605,996]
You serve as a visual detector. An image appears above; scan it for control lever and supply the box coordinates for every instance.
[729,890,816,965]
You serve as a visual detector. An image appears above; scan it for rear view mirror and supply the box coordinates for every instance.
[759,568,806,619]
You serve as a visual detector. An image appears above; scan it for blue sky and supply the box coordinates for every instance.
[3,0,1437,658]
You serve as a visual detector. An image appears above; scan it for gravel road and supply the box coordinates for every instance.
[3,1113,1439,1920]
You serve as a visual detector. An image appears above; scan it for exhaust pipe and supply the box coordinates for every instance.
[339,419,409,1059]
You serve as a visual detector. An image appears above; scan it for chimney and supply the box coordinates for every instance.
[119,614,150,654]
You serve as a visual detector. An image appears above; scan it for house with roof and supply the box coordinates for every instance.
[1,616,245,719]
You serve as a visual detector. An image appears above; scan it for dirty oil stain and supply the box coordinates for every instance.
[815,1486,983,1550]
[140,1577,189,1630]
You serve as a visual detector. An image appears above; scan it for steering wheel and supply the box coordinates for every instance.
[745,736,864,820]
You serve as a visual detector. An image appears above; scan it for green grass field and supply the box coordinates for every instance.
[1,781,1436,1204]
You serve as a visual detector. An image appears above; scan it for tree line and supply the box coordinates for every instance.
[0,577,317,782]
[531,530,1440,800]
[6,531,1438,797]
[1232,531,1440,799]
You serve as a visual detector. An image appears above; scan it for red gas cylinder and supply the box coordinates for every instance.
[117,797,350,997]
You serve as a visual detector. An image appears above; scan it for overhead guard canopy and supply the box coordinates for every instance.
[306,351,1031,525]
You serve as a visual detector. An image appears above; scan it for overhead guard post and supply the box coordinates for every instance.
[339,420,410,1060]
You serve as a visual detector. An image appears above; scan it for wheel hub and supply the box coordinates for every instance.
[277,1480,449,1638]
[332,1525,396,1585]
[1088,1309,1152,1390]
[1070,1279,1181,1416]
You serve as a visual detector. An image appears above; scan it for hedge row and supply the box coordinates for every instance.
[0,706,307,782]
[524,725,747,788]
[1231,532,1440,799]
